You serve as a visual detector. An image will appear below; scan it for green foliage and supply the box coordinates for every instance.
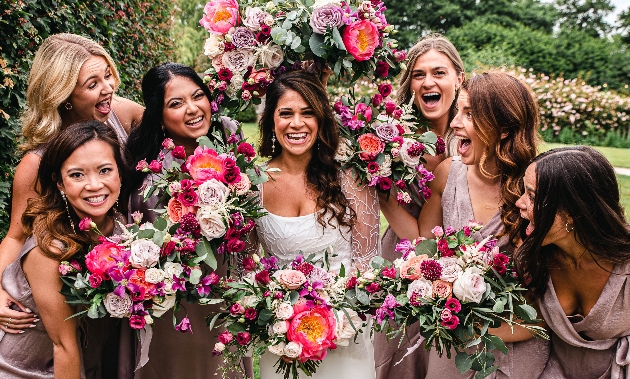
[554,0,614,37]
[0,0,176,237]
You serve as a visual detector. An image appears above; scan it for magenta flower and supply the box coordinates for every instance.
[148,160,162,173]
[171,276,187,292]
[172,146,187,159]
[381,265,397,279]
[129,315,146,330]
[175,317,193,334]
[78,217,94,231]
[236,331,251,345]
[342,20,379,61]
[244,307,257,321]
[162,138,175,150]
[441,315,460,330]
[445,298,462,313]
[218,331,233,344]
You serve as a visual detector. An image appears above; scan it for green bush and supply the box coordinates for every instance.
[0,0,176,237]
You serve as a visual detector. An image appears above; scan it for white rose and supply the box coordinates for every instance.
[163,262,184,279]
[313,0,342,7]
[453,267,487,303]
[259,44,284,69]
[268,342,286,356]
[264,14,274,26]
[283,342,302,358]
[334,138,354,162]
[334,309,362,346]
[362,271,375,281]
[197,179,229,208]
[272,320,289,335]
[144,314,154,325]
[275,302,294,320]
[145,268,166,284]
[104,292,132,318]
[393,258,405,268]
[406,278,433,299]
[240,295,259,308]
[162,278,176,294]
[377,155,392,177]
[438,257,463,283]
[204,34,224,58]
[399,138,421,167]
[225,74,244,99]
[243,7,268,30]
[196,207,227,239]
[214,342,226,352]
[230,173,252,196]
[152,294,177,317]
[129,239,161,268]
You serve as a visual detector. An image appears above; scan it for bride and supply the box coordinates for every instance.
[251,70,380,378]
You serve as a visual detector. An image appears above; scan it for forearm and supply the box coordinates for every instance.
[53,343,81,379]
[379,193,420,241]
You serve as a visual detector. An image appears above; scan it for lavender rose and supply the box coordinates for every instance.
[243,7,270,31]
[197,178,229,208]
[129,239,161,268]
[406,278,433,299]
[196,207,227,239]
[259,44,284,69]
[375,122,399,141]
[230,27,257,48]
[222,49,255,73]
[437,257,462,283]
[104,292,132,318]
[310,4,344,34]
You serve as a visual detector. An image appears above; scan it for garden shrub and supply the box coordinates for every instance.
[0,0,175,237]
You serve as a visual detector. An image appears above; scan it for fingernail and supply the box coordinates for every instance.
[34,319,40,322]
[30,325,36,328]
[25,308,33,313]
[19,331,25,334]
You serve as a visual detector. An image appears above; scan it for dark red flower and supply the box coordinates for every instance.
[255,270,271,284]
[375,61,390,78]
[217,68,233,81]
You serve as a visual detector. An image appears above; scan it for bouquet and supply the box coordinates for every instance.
[362,224,548,378]
[136,132,273,272]
[208,253,368,379]
[333,86,445,204]
[199,0,406,115]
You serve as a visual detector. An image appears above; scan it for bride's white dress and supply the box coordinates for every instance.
[255,170,380,378]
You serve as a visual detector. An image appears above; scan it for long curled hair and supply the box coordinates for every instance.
[258,70,356,229]
[463,71,540,238]
[22,120,131,261]
[516,146,630,296]
[396,33,464,156]
[126,62,226,193]
[21,33,121,152]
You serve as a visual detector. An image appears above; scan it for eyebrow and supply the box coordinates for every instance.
[277,106,312,112]
[166,89,204,104]
[81,66,111,87]
[65,162,114,173]
[412,66,449,72]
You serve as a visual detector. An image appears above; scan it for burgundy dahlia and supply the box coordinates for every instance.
[420,259,442,281]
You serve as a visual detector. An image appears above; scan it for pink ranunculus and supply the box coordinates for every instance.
[278,269,307,290]
[399,254,429,280]
[200,0,239,35]
[85,242,124,279]
[185,146,226,184]
[236,331,251,345]
[166,197,196,223]
[287,306,337,362]
[342,20,379,61]
[357,133,385,161]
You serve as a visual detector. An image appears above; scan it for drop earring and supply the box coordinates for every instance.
[271,132,276,154]
[60,191,76,233]
[64,102,73,110]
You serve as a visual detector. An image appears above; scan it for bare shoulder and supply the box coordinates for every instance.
[13,153,41,194]
[22,245,60,278]
[111,95,144,132]
[430,157,453,195]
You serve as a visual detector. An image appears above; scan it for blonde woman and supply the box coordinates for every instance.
[375,34,465,379]
[0,33,142,336]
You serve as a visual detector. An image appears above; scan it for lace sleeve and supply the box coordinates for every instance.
[340,169,380,273]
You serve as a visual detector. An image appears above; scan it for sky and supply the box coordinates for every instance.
[609,0,630,24]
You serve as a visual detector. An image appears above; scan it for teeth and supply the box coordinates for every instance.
[287,133,307,139]
[186,116,203,125]
[86,195,106,203]
[423,92,440,97]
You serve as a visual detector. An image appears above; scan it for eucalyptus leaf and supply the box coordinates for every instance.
[195,239,217,270]
[331,27,346,50]
[309,33,326,57]
[455,352,474,374]
[415,239,438,257]
[152,230,165,246]
[289,291,299,304]
[207,312,221,330]
[137,229,155,239]
[356,289,370,305]
[189,268,203,285]
[197,136,216,150]
[153,217,167,231]
[420,131,438,144]
[342,59,353,68]
[486,334,508,354]
[515,303,538,322]
[290,36,302,50]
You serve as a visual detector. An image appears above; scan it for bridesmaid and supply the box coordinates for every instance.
[0,33,143,334]
[516,146,630,379]
[125,63,248,379]
[374,33,464,379]
[417,71,549,378]
[0,120,131,378]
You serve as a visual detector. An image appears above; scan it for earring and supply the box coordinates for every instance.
[271,132,276,154]
[64,102,73,110]
[565,222,574,233]
[60,191,76,233]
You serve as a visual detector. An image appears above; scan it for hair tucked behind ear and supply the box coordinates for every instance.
[258,70,356,229]
[516,146,630,296]
[22,120,130,261]
[463,71,540,239]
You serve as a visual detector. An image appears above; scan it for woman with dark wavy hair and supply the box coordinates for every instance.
[415,71,549,378]
[516,146,630,379]
[0,120,130,378]
[253,70,380,378]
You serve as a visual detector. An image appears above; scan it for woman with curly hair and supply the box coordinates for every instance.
[0,120,131,378]
[415,71,549,378]
[252,70,380,378]
[516,146,630,379]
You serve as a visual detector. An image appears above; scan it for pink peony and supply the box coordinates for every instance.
[342,20,379,61]
[357,133,384,161]
[85,242,124,279]
[199,0,239,35]
[287,306,337,362]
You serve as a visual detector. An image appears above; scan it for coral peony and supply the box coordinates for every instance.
[185,146,227,184]
[399,254,429,280]
[342,20,379,61]
[200,0,239,35]
[287,306,337,362]
[357,133,385,161]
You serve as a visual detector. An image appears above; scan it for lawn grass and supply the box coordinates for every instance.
[540,142,630,168]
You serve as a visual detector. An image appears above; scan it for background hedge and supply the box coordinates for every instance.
[0,0,176,237]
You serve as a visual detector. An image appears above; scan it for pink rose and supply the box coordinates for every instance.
[166,198,196,223]
[375,61,389,78]
[78,217,93,231]
[148,160,162,173]
[236,331,251,345]
[230,303,245,315]
[287,306,336,362]
[278,270,307,290]
[218,331,233,344]
[378,83,393,97]
[342,20,379,61]
[172,146,186,159]
[357,133,385,161]
[85,242,124,279]
[399,254,429,280]
[89,274,103,288]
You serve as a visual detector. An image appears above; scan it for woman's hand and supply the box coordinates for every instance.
[0,287,38,334]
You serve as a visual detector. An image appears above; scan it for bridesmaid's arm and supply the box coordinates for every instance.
[112,95,144,133]
[417,158,451,239]
[379,190,421,241]
[24,246,80,379]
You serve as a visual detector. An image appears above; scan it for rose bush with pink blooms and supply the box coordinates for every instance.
[198,0,405,118]
[352,223,548,378]
[334,87,443,204]
[207,253,369,378]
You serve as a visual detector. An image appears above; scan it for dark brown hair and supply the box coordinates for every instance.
[516,146,630,296]
[22,120,131,261]
[258,70,355,229]
[463,71,540,238]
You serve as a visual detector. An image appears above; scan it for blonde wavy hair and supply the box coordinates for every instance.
[20,33,120,152]
[396,33,465,157]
